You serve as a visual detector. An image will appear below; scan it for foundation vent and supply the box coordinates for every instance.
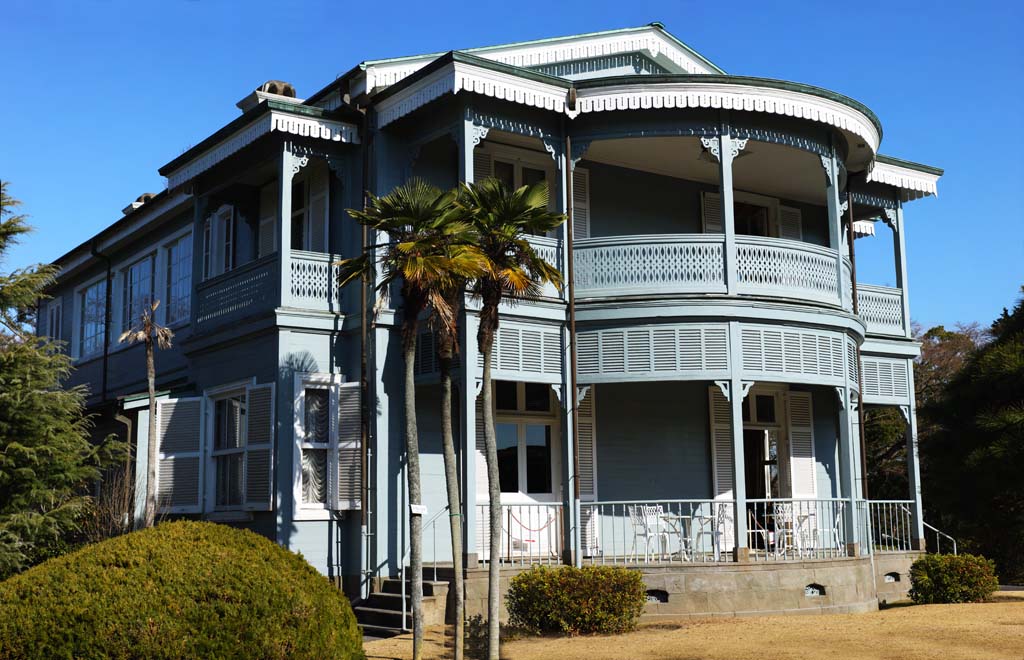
[804,583,826,597]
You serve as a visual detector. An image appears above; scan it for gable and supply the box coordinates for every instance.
[527,52,671,81]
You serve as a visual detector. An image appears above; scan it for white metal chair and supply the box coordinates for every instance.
[628,504,669,562]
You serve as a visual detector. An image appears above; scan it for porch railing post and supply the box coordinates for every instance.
[904,371,926,550]
[836,386,860,555]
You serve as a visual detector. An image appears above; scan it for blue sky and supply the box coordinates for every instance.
[2,0,1021,329]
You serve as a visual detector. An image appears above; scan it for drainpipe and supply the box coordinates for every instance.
[563,117,582,567]
[90,240,113,403]
[359,106,374,599]
[845,192,869,501]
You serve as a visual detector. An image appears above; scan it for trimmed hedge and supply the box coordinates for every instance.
[506,565,646,635]
[909,553,998,604]
[0,521,364,660]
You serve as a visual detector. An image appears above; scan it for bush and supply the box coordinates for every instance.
[0,521,364,660]
[506,565,646,635]
[909,553,999,604]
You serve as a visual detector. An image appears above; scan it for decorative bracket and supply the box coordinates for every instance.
[290,153,310,175]
[541,135,560,162]
[576,385,591,406]
[571,138,592,169]
[474,379,483,397]
[714,380,731,401]
[551,384,563,406]
[882,208,898,232]
[739,381,754,400]
[839,199,849,216]
[899,405,911,425]
[701,136,747,163]
[835,387,846,410]
[820,154,834,186]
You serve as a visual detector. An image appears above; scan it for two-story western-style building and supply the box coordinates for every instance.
[41,24,942,628]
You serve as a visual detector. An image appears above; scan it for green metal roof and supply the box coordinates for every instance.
[875,154,943,176]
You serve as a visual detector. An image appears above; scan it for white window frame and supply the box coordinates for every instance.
[479,143,559,230]
[119,252,156,335]
[46,297,63,342]
[203,379,254,513]
[494,381,561,504]
[163,230,193,327]
[733,190,781,238]
[202,205,236,280]
[293,372,342,520]
[742,384,791,499]
[73,277,107,360]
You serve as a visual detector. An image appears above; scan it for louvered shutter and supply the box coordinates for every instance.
[333,381,362,510]
[577,386,599,555]
[243,383,275,511]
[572,168,590,240]
[708,386,733,499]
[474,392,491,556]
[307,167,328,253]
[473,150,493,183]
[258,183,277,257]
[778,205,803,241]
[702,191,723,233]
[155,397,204,514]
[786,391,816,498]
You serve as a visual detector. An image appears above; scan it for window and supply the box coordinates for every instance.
[79,279,106,358]
[291,180,307,250]
[493,381,556,497]
[202,205,235,280]
[735,201,771,237]
[121,255,154,333]
[300,386,330,505]
[46,298,63,341]
[211,393,246,508]
[165,234,192,325]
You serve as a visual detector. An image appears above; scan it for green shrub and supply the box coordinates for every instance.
[0,521,364,660]
[909,553,999,604]
[506,565,646,635]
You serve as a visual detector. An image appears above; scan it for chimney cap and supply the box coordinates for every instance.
[123,192,157,216]
[237,80,303,113]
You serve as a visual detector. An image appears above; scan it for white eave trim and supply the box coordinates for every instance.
[853,220,876,238]
[165,110,360,189]
[866,160,940,200]
[375,62,569,128]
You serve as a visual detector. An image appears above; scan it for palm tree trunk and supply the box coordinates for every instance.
[144,335,157,528]
[439,353,464,660]
[480,343,501,660]
[403,329,425,660]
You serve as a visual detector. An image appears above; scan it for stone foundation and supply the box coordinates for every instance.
[871,551,923,604]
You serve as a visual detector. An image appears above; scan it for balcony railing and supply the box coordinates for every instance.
[195,255,278,330]
[857,284,907,337]
[288,250,342,312]
[574,235,726,298]
[735,236,841,306]
[476,503,564,566]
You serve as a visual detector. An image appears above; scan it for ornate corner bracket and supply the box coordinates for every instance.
[820,154,835,186]
[571,139,592,169]
[714,380,731,401]
[882,208,898,232]
[474,379,483,397]
[835,387,846,410]
[899,405,911,425]
[839,199,849,216]
[715,380,753,402]
[701,136,749,163]
[576,385,591,406]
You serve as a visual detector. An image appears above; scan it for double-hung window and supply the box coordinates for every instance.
[494,380,557,498]
[211,392,246,509]
[121,255,154,333]
[165,234,192,325]
[46,298,63,342]
[294,374,363,518]
[79,279,107,358]
[202,205,235,280]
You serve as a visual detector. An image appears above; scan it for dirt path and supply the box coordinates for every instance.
[364,593,1024,660]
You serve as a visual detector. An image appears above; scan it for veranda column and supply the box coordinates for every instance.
[890,203,912,339]
[822,145,847,308]
[279,143,301,308]
[904,369,926,549]
[559,134,580,567]
[727,321,749,561]
[836,386,860,555]
[705,124,745,295]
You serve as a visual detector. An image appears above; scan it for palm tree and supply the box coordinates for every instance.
[456,178,564,660]
[340,179,484,660]
[119,300,173,529]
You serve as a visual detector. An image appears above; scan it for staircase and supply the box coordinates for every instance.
[355,577,450,638]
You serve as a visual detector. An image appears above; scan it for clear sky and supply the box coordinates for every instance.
[2,0,1021,329]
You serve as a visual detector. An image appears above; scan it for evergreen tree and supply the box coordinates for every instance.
[0,182,124,579]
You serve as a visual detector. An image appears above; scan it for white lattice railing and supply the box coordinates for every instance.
[858,284,906,337]
[736,236,841,306]
[289,250,342,312]
[195,256,278,328]
[527,235,563,299]
[574,235,726,298]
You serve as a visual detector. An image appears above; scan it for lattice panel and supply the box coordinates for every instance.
[574,237,726,297]
[858,286,905,336]
[577,324,729,379]
[740,324,846,383]
[290,253,341,310]
[196,260,276,326]
[735,237,839,306]
[861,357,911,402]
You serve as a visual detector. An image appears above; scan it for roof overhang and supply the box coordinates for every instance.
[867,155,942,201]
[160,101,360,190]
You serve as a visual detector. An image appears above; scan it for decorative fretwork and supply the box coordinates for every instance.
[289,251,342,311]
[735,236,840,306]
[857,285,905,336]
[195,257,277,328]
[574,236,726,298]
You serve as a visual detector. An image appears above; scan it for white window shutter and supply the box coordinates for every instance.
[786,391,817,498]
[572,167,590,240]
[474,392,491,556]
[473,150,493,183]
[258,183,277,258]
[702,191,723,233]
[333,381,362,510]
[243,383,275,511]
[577,386,599,555]
[778,205,803,241]
[155,397,204,514]
[708,386,733,500]
[308,167,328,253]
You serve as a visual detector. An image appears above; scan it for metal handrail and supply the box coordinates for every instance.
[399,505,450,632]
[923,519,957,555]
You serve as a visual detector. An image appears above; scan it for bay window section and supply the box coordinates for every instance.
[121,255,154,333]
[79,279,106,358]
[165,233,192,325]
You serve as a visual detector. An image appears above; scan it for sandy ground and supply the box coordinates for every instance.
[364,593,1024,660]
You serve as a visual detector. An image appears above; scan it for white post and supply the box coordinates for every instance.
[717,133,739,295]
[728,321,748,560]
[892,204,912,339]
[904,368,925,549]
[836,386,860,554]
[279,144,296,308]
[823,148,847,308]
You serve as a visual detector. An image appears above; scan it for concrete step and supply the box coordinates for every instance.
[354,605,411,629]
[380,578,450,599]
[359,623,404,639]
[366,591,437,610]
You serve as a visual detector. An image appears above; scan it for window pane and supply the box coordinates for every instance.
[524,424,552,494]
[80,280,106,357]
[496,423,519,493]
[524,383,550,412]
[522,167,545,187]
[166,236,192,324]
[122,256,154,333]
[214,396,245,450]
[304,388,330,443]
[493,161,514,189]
[495,381,517,411]
[302,448,328,504]
[216,454,243,506]
[735,202,769,237]
[756,394,776,423]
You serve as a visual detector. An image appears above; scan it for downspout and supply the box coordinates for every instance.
[90,240,113,403]
[359,106,374,599]
[845,191,869,501]
[563,112,582,567]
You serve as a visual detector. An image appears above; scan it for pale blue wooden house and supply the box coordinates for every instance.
[41,24,944,627]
